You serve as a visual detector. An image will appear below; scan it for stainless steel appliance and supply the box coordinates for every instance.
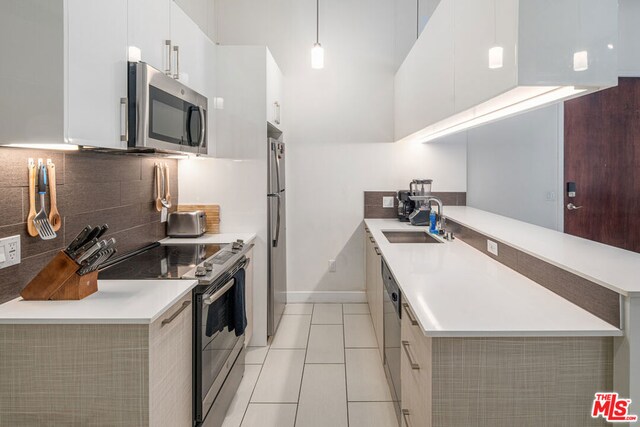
[382,259,401,425]
[167,210,207,238]
[267,138,287,336]
[99,240,252,427]
[127,62,208,155]
[408,179,433,226]
[396,190,415,222]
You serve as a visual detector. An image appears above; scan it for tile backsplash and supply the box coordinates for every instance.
[0,147,178,303]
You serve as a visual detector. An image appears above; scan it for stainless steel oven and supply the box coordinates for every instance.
[127,61,207,154]
[194,256,249,427]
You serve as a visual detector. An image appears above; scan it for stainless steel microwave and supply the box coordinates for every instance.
[127,62,207,155]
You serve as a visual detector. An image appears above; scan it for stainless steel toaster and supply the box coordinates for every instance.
[167,211,207,237]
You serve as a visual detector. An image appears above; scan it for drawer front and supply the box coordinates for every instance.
[401,302,432,427]
[149,293,193,427]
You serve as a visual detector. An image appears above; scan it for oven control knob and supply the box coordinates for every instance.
[195,266,207,277]
[232,242,242,252]
[203,261,214,271]
[236,239,244,245]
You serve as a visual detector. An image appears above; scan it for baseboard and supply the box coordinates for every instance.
[286,291,367,303]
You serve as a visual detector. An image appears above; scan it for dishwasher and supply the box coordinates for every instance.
[382,259,401,425]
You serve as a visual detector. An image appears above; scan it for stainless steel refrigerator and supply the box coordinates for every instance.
[267,138,287,336]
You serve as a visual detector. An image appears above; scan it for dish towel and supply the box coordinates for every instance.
[229,268,247,337]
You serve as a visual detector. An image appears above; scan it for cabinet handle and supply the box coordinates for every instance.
[173,45,180,79]
[165,40,172,75]
[402,340,420,370]
[369,236,375,243]
[374,247,381,256]
[274,101,281,125]
[402,303,418,326]
[402,409,413,427]
[120,97,128,142]
[161,300,191,326]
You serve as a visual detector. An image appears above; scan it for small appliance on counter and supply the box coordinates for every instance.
[398,179,433,226]
[167,210,207,237]
[396,190,416,222]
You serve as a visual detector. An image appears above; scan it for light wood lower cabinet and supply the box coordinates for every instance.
[0,294,193,427]
[365,229,384,361]
[399,302,614,427]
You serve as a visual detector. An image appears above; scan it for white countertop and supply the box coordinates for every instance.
[444,207,640,297]
[365,219,621,338]
[0,280,198,324]
[160,232,257,245]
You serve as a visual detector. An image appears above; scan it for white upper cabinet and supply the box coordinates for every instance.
[170,1,210,95]
[395,0,618,143]
[66,0,128,149]
[215,46,284,159]
[127,0,171,73]
[0,0,128,150]
[266,50,284,131]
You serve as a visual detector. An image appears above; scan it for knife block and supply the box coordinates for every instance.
[20,251,99,301]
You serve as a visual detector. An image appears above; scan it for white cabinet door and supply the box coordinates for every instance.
[128,0,171,73]
[266,50,284,130]
[66,0,128,149]
[204,39,217,157]
[170,1,209,94]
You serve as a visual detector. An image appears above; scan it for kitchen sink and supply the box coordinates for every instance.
[382,230,443,244]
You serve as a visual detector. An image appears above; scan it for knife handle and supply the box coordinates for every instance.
[38,165,47,195]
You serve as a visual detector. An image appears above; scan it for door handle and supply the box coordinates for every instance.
[198,106,206,148]
[274,191,281,247]
[165,40,172,75]
[567,203,583,210]
[402,341,420,370]
[173,45,180,79]
[120,97,128,142]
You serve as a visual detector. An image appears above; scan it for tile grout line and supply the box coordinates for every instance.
[343,303,350,427]
[293,303,315,427]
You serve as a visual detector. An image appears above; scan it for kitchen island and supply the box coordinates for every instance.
[364,216,623,427]
[0,280,197,427]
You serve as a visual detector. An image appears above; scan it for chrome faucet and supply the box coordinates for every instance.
[425,197,445,231]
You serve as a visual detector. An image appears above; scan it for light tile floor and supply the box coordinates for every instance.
[222,303,399,427]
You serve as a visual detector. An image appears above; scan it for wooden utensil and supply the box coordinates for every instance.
[155,163,163,212]
[164,163,172,207]
[26,160,38,237]
[46,160,62,232]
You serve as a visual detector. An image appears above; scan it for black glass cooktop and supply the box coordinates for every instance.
[99,243,225,280]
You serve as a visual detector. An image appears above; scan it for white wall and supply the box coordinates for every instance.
[466,104,564,230]
[210,0,467,302]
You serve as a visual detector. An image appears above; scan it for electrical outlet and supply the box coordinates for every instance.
[328,259,337,272]
[0,235,20,270]
[487,239,498,256]
[382,196,394,208]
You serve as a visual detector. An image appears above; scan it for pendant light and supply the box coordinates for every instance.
[488,0,503,69]
[311,0,324,69]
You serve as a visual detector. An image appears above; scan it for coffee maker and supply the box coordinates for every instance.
[396,190,415,222]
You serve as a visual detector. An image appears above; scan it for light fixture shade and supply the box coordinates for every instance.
[488,46,504,69]
[311,43,324,69]
[573,50,588,71]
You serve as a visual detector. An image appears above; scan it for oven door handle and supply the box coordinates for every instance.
[203,277,235,305]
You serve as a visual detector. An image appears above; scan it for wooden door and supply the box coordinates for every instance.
[564,78,640,253]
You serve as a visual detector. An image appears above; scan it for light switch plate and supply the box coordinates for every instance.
[382,196,394,208]
[487,239,498,256]
[0,235,20,270]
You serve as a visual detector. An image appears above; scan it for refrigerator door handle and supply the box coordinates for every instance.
[272,142,282,193]
[268,192,281,247]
